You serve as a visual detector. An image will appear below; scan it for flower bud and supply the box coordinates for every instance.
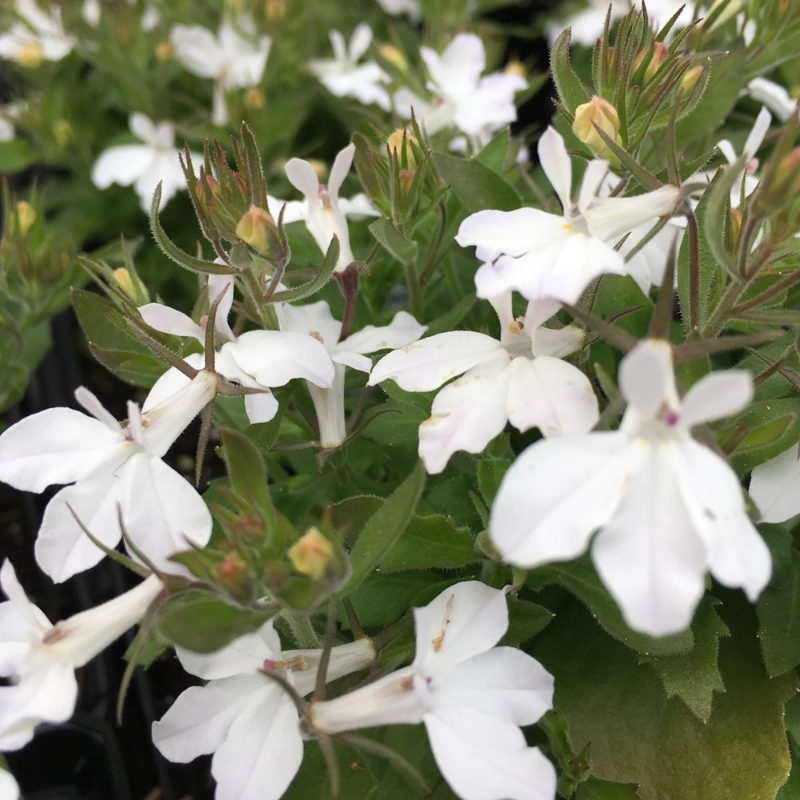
[572,96,621,162]
[729,207,742,250]
[288,527,335,580]
[633,42,668,83]
[679,66,704,98]
[16,43,43,68]
[760,148,800,211]
[214,551,254,602]
[380,44,407,72]
[15,202,36,237]
[155,40,174,60]
[112,267,149,304]
[386,129,419,169]
[236,204,279,258]
[505,59,526,79]
[265,0,287,21]
[244,87,265,110]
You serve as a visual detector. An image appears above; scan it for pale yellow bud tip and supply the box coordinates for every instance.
[15,202,36,236]
[572,96,621,161]
[288,527,335,580]
[236,205,276,256]
[17,43,43,68]
[380,44,406,72]
[112,267,149,302]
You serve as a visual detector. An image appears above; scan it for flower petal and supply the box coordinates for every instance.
[414,581,510,676]
[506,356,598,438]
[368,331,501,391]
[341,311,427,355]
[750,446,800,524]
[170,24,224,78]
[618,339,673,420]
[424,33,485,100]
[585,184,680,243]
[139,303,204,341]
[455,208,540,262]
[538,126,572,210]
[328,143,356,199]
[0,409,124,493]
[490,432,638,568]
[680,370,753,427]
[91,145,154,190]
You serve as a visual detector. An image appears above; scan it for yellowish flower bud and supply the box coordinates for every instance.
[505,59,526,79]
[288,527,335,580]
[236,205,278,257]
[155,40,174,60]
[633,42,668,83]
[15,202,36,236]
[265,0,287,21]
[112,267,149,303]
[53,119,73,147]
[679,65,704,98]
[572,96,621,162]
[17,43,43,68]
[386,129,419,169]
[380,44,406,72]
[244,87,265,110]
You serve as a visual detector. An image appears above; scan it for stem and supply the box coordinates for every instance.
[282,610,320,648]
[731,269,800,316]
[314,597,338,701]
[419,202,448,287]
[404,259,422,320]
[336,269,360,342]
[685,207,701,335]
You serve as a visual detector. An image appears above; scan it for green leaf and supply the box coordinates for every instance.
[756,525,800,676]
[575,778,640,800]
[534,600,795,800]
[477,458,511,507]
[475,128,511,174]
[0,139,36,173]
[379,514,478,572]
[777,764,800,800]
[500,596,553,647]
[729,399,800,473]
[348,570,439,630]
[342,461,426,593]
[282,739,377,800]
[369,217,419,264]
[640,599,730,722]
[330,495,384,546]
[219,427,275,527]
[549,28,590,113]
[431,152,521,213]
[529,555,695,656]
[157,590,276,652]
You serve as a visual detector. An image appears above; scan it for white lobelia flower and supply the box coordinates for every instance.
[152,621,375,800]
[170,17,271,127]
[140,275,336,426]
[91,113,200,213]
[277,300,426,447]
[747,78,799,123]
[394,33,526,149]
[490,339,771,637]
[369,293,598,474]
[749,447,800,524]
[0,0,74,65]
[285,144,378,274]
[376,0,422,20]
[0,769,18,800]
[0,560,162,750]
[0,371,218,582]
[311,581,556,800]
[545,0,695,46]
[309,25,391,111]
[456,126,680,305]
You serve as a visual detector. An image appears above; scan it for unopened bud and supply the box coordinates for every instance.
[764,148,800,204]
[53,119,73,147]
[633,42,668,83]
[215,551,251,598]
[380,44,407,72]
[288,527,334,580]
[399,169,415,193]
[15,202,36,236]
[505,59,526,79]
[729,208,742,250]
[679,65,704,98]
[112,267,149,303]
[572,96,621,162]
[386,129,419,169]
[155,40,174,60]
[244,87,265,110]
[265,0,287,21]
[237,205,278,257]
[17,43,43,68]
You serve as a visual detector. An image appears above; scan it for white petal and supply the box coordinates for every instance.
[139,303,203,341]
[424,706,556,800]
[747,79,796,123]
[176,621,279,680]
[434,646,553,726]
[618,339,673,420]
[349,23,373,61]
[507,357,598,437]
[678,440,771,600]
[0,561,51,638]
[750,446,800,524]
[0,409,124,492]
[418,354,512,474]
[490,433,640,567]
[34,465,131,582]
[425,34,485,101]
[530,325,584,359]
[592,445,708,636]
[244,392,279,424]
[0,769,19,800]
[328,144,356,199]
[119,455,212,572]
[278,300,341,348]
[211,688,303,800]
[585,185,680,243]
[170,24,224,78]
[455,208,539,262]
[538,127,573,210]
[285,157,320,200]
[368,331,502,391]
[341,311,427,355]
[153,675,267,762]
[414,581,510,676]
[743,107,773,160]
[680,370,753,427]
[91,145,154,189]
[223,331,335,389]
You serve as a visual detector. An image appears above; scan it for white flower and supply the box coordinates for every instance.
[747,78,799,123]
[376,0,421,20]
[0,560,162,750]
[0,372,218,582]
[545,0,695,46]
[152,621,374,800]
[490,339,771,636]
[82,0,158,29]
[456,126,679,305]
[394,33,526,149]
[170,17,271,126]
[91,113,199,213]
[309,25,391,110]
[369,293,598,473]
[0,770,18,800]
[0,0,74,64]
[140,275,337,426]
[715,106,772,205]
[311,581,556,800]
[285,144,378,273]
[749,447,800,523]
[278,300,426,447]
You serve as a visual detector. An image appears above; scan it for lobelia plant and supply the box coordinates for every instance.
[4,1,800,799]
